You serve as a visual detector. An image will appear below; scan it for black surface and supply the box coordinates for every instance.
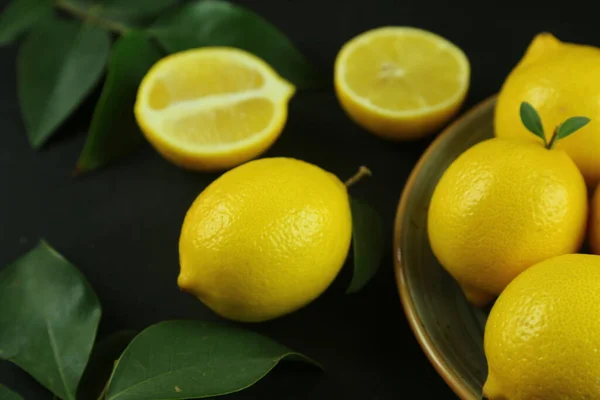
[1,1,598,399]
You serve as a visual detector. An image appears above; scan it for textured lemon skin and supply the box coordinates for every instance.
[178,158,352,322]
[428,138,587,305]
[483,254,600,400]
[495,33,600,187]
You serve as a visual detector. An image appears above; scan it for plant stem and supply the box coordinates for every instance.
[96,383,108,400]
[546,127,560,149]
[344,166,372,188]
[54,0,129,35]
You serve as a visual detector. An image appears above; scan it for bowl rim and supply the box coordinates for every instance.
[393,95,498,400]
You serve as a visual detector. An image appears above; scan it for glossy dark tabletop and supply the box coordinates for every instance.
[1,1,597,399]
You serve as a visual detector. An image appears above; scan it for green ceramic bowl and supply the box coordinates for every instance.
[394,96,497,399]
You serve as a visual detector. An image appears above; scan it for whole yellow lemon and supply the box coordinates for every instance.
[495,33,600,187]
[428,138,587,306]
[483,254,600,400]
[178,157,352,322]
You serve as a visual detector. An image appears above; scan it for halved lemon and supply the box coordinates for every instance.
[334,27,470,140]
[135,47,295,171]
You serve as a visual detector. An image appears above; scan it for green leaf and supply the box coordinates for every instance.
[0,385,23,400]
[519,101,546,143]
[98,0,179,21]
[75,31,162,174]
[557,116,591,140]
[0,241,102,400]
[17,15,110,148]
[77,331,138,400]
[149,0,322,89]
[64,0,179,25]
[106,320,320,400]
[347,197,384,293]
[0,0,52,46]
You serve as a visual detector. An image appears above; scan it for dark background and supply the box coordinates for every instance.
[0,1,597,399]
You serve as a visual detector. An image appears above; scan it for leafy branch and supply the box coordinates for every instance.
[0,0,321,175]
[54,0,130,35]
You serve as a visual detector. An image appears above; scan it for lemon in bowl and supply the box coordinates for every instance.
[495,33,600,187]
[427,126,587,306]
[484,254,600,399]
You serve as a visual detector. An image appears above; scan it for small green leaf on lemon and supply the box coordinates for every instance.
[519,102,546,143]
[557,116,591,140]
[0,0,52,46]
[18,14,110,148]
[0,385,23,400]
[106,320,320,400]
[77,331,138,400]
[148,0,322,89]
[347,197,384,293]
[76,31,163,174]
[0,241,101,400]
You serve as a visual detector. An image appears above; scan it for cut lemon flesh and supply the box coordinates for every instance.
[135,47,295,171]
[335,27,470,140]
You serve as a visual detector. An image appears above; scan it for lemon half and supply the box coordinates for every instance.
[335,27,470,140]
[135,47,295,171]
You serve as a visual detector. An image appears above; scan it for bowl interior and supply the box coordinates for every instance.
[395,97,496,399]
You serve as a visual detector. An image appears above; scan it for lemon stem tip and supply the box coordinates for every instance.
[344,166,372,188]
[546,127,559,150]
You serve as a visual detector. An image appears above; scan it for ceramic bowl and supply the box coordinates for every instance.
[394,96,498,399]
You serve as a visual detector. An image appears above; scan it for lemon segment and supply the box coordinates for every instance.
[135,47,295,171]
[335,27,470,140]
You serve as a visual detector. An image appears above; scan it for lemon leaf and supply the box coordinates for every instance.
[0,241,101,400]
[0,0,52,46]
[77,331,138,400]
[557,116,591,140]
[97,0,179,19]
[75,31,163,175]
[105,320,321,400]
[519,102,546,143]
[17,14,110,148]
[65,0,179,25]
[0,385,23,400]
[148,0,323,89]
[347,197,384,293]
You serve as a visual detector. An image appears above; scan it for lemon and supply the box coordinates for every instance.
[483,254,600,400]
[135,47,295,172]
[428,138,587,306]
[178,157,352,322]
[496,33,600,187]
[334,27,470,140]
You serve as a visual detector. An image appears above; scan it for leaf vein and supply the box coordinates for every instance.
[45,317,74,400]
